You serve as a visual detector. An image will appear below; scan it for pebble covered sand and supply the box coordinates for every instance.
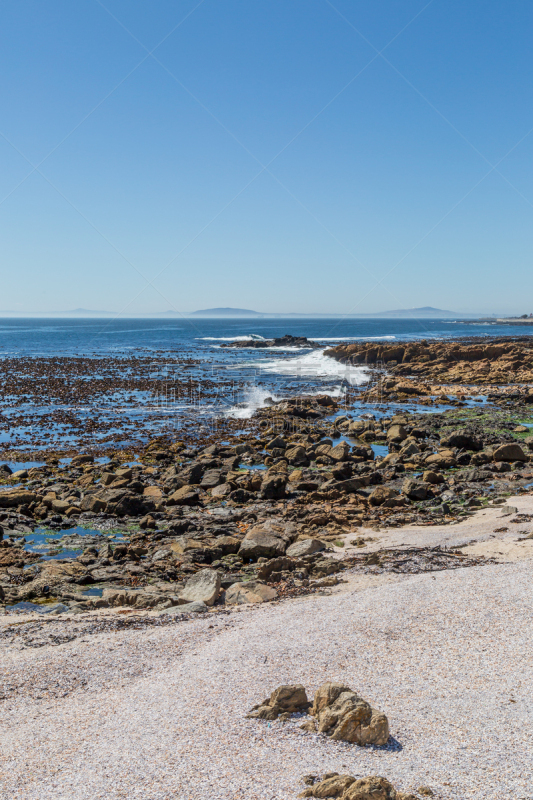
[1,559,532,800]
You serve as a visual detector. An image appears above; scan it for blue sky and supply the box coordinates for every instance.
[1,0,532,315]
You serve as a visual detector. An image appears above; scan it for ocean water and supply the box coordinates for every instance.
[0,316,524,358]
[0,317,528,450]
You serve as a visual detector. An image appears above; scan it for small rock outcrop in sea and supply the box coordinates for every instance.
[299,774,419,800]
[247,684,310,720]
[220,334,320,349]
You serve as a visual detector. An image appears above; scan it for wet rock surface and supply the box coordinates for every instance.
[221,334,321,349]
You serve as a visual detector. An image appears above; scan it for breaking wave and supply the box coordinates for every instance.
[224,385,279,420]
[198,334,267,341]
[251,349,370,386]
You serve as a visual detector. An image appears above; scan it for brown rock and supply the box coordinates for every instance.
[239,528,287,560]
[493,443,527,462]
[424,453,456,469]
[299,774,355,797]
[0,490,36,508]
[260,474,287,499]
[179,568,221,606]
[166,485,201,506]
[369,486,400,507]
[143,486,163,500]
[225,581,278,605]
[80,494,107,513]
[211,483,232,498]
[247,683,308,720]
[422,470,444,484]
[300,774,416,800]
[329,442,350,462]
[310,682,389,746]
[285,445,310,466]
[286,538,326,558]
[386,424,408,443]
[70,454,94,467]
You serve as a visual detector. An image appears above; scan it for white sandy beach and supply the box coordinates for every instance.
[1,499,532,800]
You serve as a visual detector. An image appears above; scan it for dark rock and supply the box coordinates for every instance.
[260,474,287,500]
[402,479,427,500]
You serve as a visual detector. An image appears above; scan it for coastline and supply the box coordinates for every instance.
[1,327,532,799]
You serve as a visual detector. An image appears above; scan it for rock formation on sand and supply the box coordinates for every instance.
[299,773,419,799]
[247,684,310,720]
[304,682,390,745]
[248,682,389,746]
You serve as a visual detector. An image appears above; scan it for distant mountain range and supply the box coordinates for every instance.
[360,306,464,318]
[187,306,469,318]
[0,306,486,318]
[190,307,261,316]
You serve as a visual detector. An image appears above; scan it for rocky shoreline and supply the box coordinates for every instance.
[1,336,532,618]
[1,336,533,798]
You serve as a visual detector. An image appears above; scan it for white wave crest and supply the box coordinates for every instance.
[252,349,369,386]
[198,334,266,341]
[225,385,279,419]
[316,335,397,341]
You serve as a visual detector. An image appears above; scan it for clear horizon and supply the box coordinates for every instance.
[2,1,532,315]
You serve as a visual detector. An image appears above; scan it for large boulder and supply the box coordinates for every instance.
[368,486,399,507]
[179,568,221,606]
[239,529,287,560]
[103,490,147,517]
[299,774,356,798]
[329,442,350,462]
[424,452,456,469]
[285,445,309,466]
[493,443,528,462]
[80,494,107,513]
[211,483,232,498]
[166,485,201,506]
[440,430,482,450]
[225,581,278,605]
[386,424,407,443]
[247,684,309,720]
[103,589,164,609]
[401,479,427,500]
[200,470,223,489]
[422,470,444,484]
[324,477,362,494]
[260,474,287,499]
[71,454,94,467]
[266,435,286,451]
[0,490,36,508]
[286,538,326,558]
[398,440,420,459]
[309,682,389,745]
